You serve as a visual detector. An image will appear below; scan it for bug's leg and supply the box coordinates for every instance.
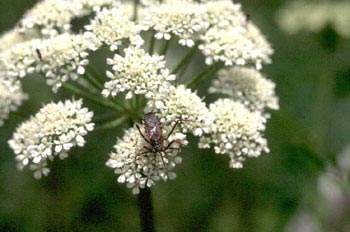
[164,139,187,151]
[136,124,151,144]
[165,119,182,140]
[165,117,200,140]
[158,151,166,166]
[134,146,155,162]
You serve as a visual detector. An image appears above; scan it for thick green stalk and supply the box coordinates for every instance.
[138,188,156,232]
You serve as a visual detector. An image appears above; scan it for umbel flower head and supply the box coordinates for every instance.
[0,33,92,92]
[106,124,187,194]
[145,84,212,136]
[8,99,94,179]
[141,0,208,47]
[17,0,117,37]
[103,46,175,99]
[1,0,278,194]
[83,6,144,51]
[199,99,268,168]
[209,67,279,112]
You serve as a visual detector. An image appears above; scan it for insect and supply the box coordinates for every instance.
[136,113,187,163]
[36,48,43,61]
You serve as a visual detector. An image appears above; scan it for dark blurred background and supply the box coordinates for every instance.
[1,0,350,231]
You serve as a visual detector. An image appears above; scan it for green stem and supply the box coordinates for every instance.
[84,72,104,90]
[187,63,222,89]
[171,42,199,75]
[148,32,156,55]
[133,0,140,21]
[313,63,335,158]
[95,116,128,130]
[138,188,156,232]
[87,64,105,84]
[159,38,171,56]
[77,78,99,94]
[62,83,121,112]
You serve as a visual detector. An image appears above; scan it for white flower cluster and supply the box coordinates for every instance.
[0,38,42,89]
[8,99,94,179]
[0,34,91,92]
[142,0,208,47]
[37,34,91,92]
[84,7,144,51]
[195,0,273,69]
[106,126,187,194]
[277,1,350,38]
[103,46,175,99]
[201,0,245,28]
[199,22,273,69]
[0,78,27,127]
[209,67,279,112]
[18,0,116,37]
[199,99,268,168]
[145,84,212,136]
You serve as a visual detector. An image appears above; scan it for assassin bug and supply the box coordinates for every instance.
[136,113,187,163]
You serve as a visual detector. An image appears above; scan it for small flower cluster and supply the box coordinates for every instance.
[37,34,91,92]
[199,22,273,69]
[0,38,42,80]
[0,78,27,127]
[199,99,268,168]
[142,0,208,47]
[84,7,144,51]
[145,84,212,136]
[18,0,117,37]
[8,99,94,179]
[106,125,187,194]
[277,1,350,38]
[0,34,91,92]
[209,67,279,112]
[103,46,175,99]
[198,0,273,69]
